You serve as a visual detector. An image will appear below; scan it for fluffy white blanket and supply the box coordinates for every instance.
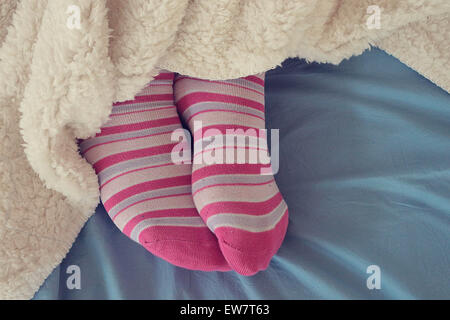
[0,0,448,299]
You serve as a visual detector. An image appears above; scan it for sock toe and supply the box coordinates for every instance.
[140,226,231,272]
[218,240,272,276]
[215,212,289,276]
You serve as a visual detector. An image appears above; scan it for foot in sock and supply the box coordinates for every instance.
[79,71,230,272]
[174,73,289,275]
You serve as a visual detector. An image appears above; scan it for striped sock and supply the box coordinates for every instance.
[79,72,230,272]
[174,73,289,275]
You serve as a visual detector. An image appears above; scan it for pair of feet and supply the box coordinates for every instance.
[78,72,288,276]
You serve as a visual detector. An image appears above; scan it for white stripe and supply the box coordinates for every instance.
[131,216,206,242]
[206,200,288,233]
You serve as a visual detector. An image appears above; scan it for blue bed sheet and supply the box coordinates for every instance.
[34,48,450,300]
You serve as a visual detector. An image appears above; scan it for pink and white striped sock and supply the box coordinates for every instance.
[79,72,230,272]
[174,73,289,275]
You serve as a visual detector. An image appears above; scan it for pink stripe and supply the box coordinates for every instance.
[175,76,264,96]
[104,175,191,210]
[94,143,176,173]
[192,164,268,182]
[96,116,180,136]
[100,162,175,189]
[186,108,265,123]
[194,125,265,139]
[139,83,173,87]
[194,145,269,158]
[110,105,175,117]
[113,94,174,107]
[112,193,192,221]
[177,92,264,113]
[193,180,275,197]
[244,75,265,87]
[200,193,282,219]
[123,208,198,236]
[153,72,175,81]
[83,130,175,155]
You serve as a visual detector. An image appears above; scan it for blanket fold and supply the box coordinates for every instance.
[0,0,449,299]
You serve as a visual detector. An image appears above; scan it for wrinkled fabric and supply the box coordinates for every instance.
[35,49,450,300]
